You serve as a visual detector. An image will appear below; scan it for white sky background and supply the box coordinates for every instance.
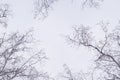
[1,0,120,77]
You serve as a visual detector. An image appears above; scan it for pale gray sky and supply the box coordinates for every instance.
[2,0,120,77]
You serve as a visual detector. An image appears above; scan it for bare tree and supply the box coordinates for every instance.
[67,22,120,80]
[0,1,53,80]
[0,3,11,27]
[34,0,58,19]
[34,0,104,19]
[0,30,50,80]
[0,0,104,21]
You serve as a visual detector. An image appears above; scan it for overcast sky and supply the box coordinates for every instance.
[2,0,120,77]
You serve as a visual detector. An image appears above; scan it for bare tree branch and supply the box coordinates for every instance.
[34,0,57,19]
[0,30,48,80]
[67,23,120,80]
[0,3,11,27]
